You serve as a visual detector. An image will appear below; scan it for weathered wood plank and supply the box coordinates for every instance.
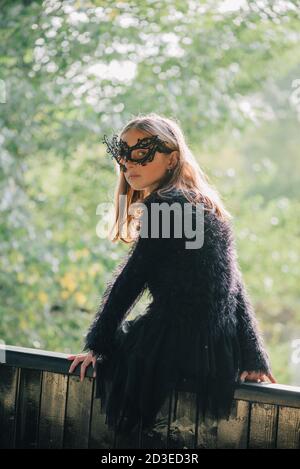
[63,375,93,449]
[89,384,116,449]
[115,417,143,449]
[248,403,278,449]
[4,345,94,378]
[195,392,218,449]
[196,413,218,449]
[217,400,250,449]
[168,390,197,449]
[15,368,42,449]
[141,389,174,449]
[235,383,300,408]
[0,365,19,448]
[38,371,68,449]
[276,406,300,449]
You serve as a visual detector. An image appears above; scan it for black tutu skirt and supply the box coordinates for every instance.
[94,301,242,434]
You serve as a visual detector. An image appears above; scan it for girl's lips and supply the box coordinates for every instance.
[128,175,141,178]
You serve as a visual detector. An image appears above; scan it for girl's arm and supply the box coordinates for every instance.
[235,273,272,375]
[192,208,274,380]
[81,198,167,359]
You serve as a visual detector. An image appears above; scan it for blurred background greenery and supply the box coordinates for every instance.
[0,0,299,385]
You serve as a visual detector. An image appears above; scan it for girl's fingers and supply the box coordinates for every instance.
[80,356,95,381]
[68,356,82,373]
[240,371,277,385]
[239,371,248,383]
[92,359,97,378]
[80,360,88,382]
[69,360,79,373]
[67,353,95,379]
[244,374,252,381]
[268,373,277,384]
[245,372,261,382]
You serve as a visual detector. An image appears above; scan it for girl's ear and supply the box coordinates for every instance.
[170,150,179,168]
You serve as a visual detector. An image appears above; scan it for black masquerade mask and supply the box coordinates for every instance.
[102,134,174,172]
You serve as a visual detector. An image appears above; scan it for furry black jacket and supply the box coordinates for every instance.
[82,187,272,432]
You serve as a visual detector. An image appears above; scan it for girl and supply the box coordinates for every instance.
[67,112,276,435]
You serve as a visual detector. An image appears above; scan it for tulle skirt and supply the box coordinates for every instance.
[94,301,242,434]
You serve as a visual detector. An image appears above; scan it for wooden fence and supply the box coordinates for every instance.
[0,345,299,449]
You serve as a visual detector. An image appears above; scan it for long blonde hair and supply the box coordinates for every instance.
[107,112,232,243]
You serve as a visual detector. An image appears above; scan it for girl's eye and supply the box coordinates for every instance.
[133,150,147,159]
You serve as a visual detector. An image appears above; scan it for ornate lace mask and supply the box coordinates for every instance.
[102,134,174,172]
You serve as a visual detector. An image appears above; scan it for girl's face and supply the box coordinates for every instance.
[121,128,178,196]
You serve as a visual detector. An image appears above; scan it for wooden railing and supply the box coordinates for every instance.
[0,345,299,449]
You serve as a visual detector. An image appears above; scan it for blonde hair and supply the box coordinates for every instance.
[107,112,232,243]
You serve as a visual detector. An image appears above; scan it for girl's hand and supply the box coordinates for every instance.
[67,352,97,382]
[239,370,277,384]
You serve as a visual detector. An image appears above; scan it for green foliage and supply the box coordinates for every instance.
[1,1,300,384]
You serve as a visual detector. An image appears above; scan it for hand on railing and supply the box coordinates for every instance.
[239,370,277,384]
[67,351,97,382]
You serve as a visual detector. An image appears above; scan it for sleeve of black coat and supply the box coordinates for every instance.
[81,197,165,359]
[192,207,272,376]
[235,271,272,374]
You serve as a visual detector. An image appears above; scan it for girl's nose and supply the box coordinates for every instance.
[119,157,134,173]
[123,158,136,169]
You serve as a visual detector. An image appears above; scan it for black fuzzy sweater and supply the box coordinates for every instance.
[82,188,272,433]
